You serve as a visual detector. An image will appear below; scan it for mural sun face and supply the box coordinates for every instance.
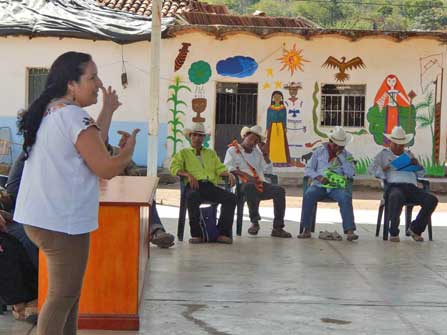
[278,44,309,76]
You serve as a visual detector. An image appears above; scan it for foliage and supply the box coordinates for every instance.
[419,156,445,177]
[205,0,447,31]
[415,87,435,161]
[355,157,373,175]
[367,104,416,146]
[167,77,191,156]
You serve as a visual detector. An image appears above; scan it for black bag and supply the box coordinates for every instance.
[199,205,219,242]
[0,232,37,305]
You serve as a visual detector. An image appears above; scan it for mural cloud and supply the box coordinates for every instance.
[216,56,258,78]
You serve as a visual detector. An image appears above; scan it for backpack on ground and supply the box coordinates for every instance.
[0,232,37,305]
[199,205,219,242]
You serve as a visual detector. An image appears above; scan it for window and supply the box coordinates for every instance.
[320,84,366,127]
[216,82,258,125]
[27,68,49,105]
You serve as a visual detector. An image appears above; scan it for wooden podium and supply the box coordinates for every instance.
[38,176,158,330]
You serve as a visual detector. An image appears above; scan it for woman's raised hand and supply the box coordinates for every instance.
[117,129,140,151]
[101,86,122,114]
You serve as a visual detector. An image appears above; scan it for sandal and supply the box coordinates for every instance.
[297,231,311,239]
[248,223,260,235]
[407,229,424,242]
[271,228,292,238]
[318,230,334,240]
[332,231,343,241]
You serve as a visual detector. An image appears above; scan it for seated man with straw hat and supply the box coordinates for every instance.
[224,125,292,238]
[368,126,438,242]
[170,123,236,244]
[298,126,358,241]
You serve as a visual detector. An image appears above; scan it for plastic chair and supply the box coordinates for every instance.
[299,175,353,233]
[233,173,278,236]
[0,174,8,188]
[375,178,433,241]
[177,178,230,242]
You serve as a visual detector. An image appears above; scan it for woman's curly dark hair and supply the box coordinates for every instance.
[17,51,92,159]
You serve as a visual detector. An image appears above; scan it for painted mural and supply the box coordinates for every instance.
[322,56,366,83]
[216,56,258,78]
[277,44,309,76]
[266,90,291,166]
[284,82,305,132]
[167,77,191,156]
[174,42,191,72]
[188,60,212,96]
[162,38,444,177]
[191,97,207,123]
[419,54,444,165]
[188,60,212,124]
[367,75,416,147]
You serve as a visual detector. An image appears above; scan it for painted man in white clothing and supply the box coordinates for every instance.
[224,125,292,238]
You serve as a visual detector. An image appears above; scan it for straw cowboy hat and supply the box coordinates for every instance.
[328,126,353,146]
[240,125,266,141]
[184,123,207,137]
[383,126,414,145]
[283,81,303,90]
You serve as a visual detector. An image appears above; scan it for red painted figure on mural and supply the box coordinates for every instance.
[374,75,411,143]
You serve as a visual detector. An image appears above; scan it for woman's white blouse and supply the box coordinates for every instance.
[14,104,99,235]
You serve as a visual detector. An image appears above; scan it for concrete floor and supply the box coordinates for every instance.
[2,205,447,335]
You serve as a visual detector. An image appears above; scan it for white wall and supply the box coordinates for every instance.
[0,36,151,121]
[161,33,447,169]
[1,33,446,170]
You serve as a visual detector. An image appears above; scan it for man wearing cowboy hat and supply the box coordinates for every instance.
[170,123,236,244]
[298,126,358,241]
[369,126,438,242]
[224,125,292,238]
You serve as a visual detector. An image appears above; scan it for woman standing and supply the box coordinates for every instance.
[14,52,139,335]
[266,90,290,166]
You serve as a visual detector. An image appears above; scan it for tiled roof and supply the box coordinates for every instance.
[96,0,228,17]
[181,12,318,28]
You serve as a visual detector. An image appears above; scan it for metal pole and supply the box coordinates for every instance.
[147,0,161,176]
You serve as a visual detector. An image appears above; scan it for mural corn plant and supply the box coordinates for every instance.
[167,77,191,156]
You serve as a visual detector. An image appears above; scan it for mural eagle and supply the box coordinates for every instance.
[322,56,366,82]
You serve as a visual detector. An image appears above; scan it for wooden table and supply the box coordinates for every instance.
[38,176,158,330]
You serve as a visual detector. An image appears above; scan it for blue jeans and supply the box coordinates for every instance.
[7,221,39,270]
[300,185,356,233]
[150,200,165,235]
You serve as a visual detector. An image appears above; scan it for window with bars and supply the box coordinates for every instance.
[215,82,258,125]
[320,84,366,127]
[27,68,49,106]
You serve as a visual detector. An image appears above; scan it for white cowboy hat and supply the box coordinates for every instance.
[383,126,414,145]
[328,126,352,146]
[184,123,207,137]
[240,125,266,141]
[283,81,303,89]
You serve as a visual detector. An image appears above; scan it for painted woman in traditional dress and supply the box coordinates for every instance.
[374,75,411,143]
[266,91,290,166]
